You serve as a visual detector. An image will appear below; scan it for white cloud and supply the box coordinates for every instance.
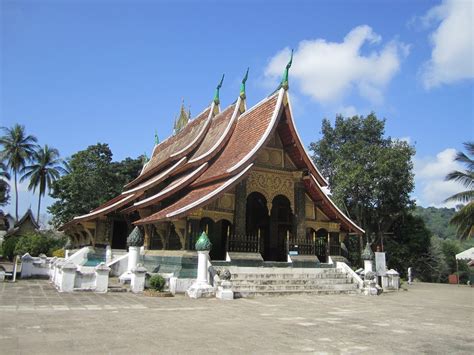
[264,25,409,104]
[414,148,465,207]
[420,0,474,88]
[338,105,358,117]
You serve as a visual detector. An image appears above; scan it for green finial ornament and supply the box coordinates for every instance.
[142,152,149,165]
[240,67,249,99]
[361,241,374,261]
[154,130,159,145]
[195,231,212,251]
[279,49,294,90]
[213,74,225,105]
[127,226,144,247]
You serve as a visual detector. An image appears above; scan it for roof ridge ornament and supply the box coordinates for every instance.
[142,152,149,166]
[155,130,159,145]
[240,67,249,99]
[173,99,190,135]
[279,49,293,90]
[213,74,225,105]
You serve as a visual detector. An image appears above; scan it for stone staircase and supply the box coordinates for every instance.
[217,267,359,298]
[107,277,128,293]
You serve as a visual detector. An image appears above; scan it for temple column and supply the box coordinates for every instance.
[234,180,247,236]
[186,219,200,250]
[172,220,186,250]
[138,209,152,250]
[294,181,306,239]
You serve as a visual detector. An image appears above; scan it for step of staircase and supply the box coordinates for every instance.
[217,266,359,298]
[108,277,129,293]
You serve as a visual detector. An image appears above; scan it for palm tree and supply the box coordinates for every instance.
[0,161,10,206]
[21,145,67,223]
[0,124,38,220]
[444,142,473,240]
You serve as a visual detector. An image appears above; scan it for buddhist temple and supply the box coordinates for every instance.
[61,60,364,266]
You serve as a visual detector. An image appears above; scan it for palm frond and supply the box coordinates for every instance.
[445,170,474,188]
[449,202,474,240]
[444,190,474,203]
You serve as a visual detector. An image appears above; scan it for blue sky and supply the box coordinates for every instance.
[1,0,473,223]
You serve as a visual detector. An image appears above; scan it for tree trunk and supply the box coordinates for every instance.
[37,194,42,225]
[14,170,18,221]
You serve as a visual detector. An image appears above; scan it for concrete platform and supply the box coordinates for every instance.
[0,280,472,354]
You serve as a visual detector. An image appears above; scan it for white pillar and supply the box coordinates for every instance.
[130,265,147,293]
[20,253,34,278]
[186,251,214,298]
[94,262,111,293]
[197,250,209,283]
[128,246,140,271]
[60,261,77,292]
[364,259,373,273]
[105,245,112,264]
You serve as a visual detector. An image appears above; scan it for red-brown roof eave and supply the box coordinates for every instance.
[134,163,253,225]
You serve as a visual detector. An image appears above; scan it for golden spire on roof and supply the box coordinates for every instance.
[173,99,190,135]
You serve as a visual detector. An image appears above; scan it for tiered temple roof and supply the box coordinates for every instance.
[63,69,364,235]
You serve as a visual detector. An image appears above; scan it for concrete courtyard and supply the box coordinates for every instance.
[0,280,472,354]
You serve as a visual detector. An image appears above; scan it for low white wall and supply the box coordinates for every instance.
[21,254,55,279]
[50,259,110,293]
[169,277,194,295]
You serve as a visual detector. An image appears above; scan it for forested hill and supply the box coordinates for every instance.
[413,206,457,239]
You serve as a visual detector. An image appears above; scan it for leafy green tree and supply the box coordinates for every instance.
[0,124,38,220]
[1,236,19,260]
[0,161,10,207]
[21,145,67,223]
[444,142,473,240]
[423,236,450,283]
[13,231,66,257]
[413,206,457,239]
[310,113,415,247]
[48,143,142,227]
[385,213,432,279]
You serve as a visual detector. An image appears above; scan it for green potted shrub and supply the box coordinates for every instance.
[145,274,173,297]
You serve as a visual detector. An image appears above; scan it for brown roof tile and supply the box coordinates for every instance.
[125,106,212,188]
[187,104,236,164]
[192,94,279,186]
[134,164,253,224]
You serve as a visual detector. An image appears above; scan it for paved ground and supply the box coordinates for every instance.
[0,280,472,354]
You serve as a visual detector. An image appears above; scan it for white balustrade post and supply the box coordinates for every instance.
[186,232,215,299]
[94,262,111,293]
[130,265,147,293]
[60,261,77,292]
[128,246,140,271]
[20,253,34,278]
[105,245,112,264]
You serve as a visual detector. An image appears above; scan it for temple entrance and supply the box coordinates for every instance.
[111,220,128,249]
[245,192,269,256]
[269,195,293,262]
[315,228,328,262]
[212,219,231,260]
[199,217,230,261]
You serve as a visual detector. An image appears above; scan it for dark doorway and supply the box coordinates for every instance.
[246,192,269,256]
[111,220,128,249]
[315,228,328,262]
[209,219,231,260]
[269,195,293,262]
